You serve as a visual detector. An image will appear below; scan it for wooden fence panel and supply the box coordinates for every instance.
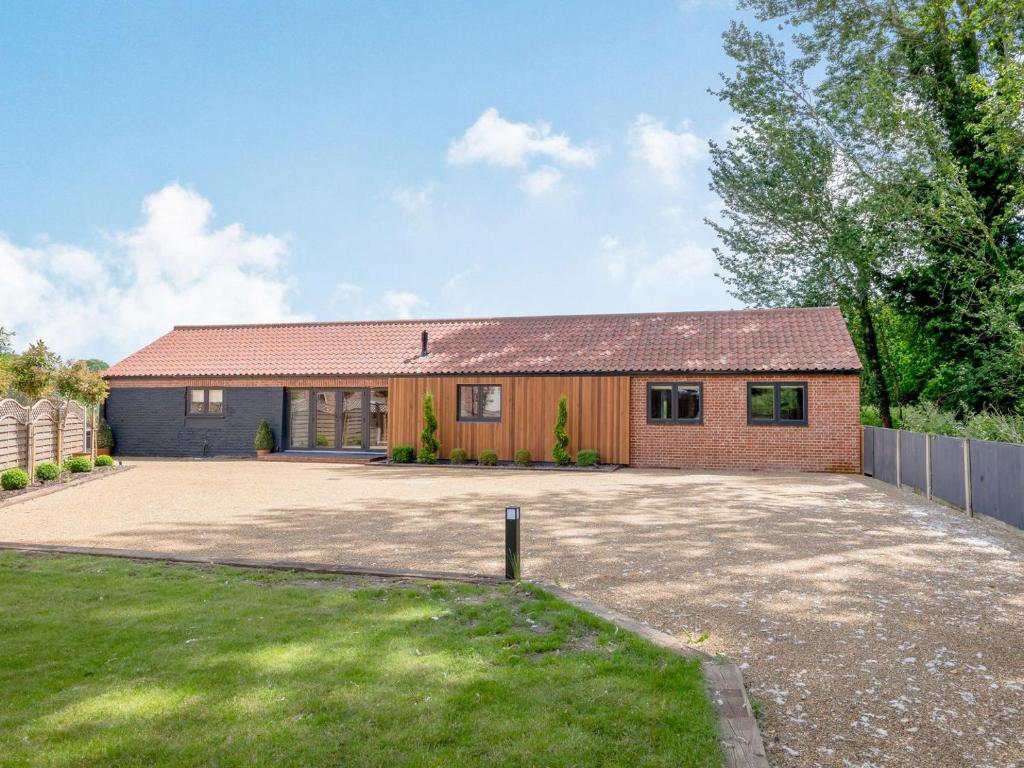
[0,398,88,472]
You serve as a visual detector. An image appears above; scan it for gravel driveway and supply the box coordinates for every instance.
[2,460,1022,767]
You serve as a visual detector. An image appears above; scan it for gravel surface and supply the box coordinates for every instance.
[2,460,1022,768]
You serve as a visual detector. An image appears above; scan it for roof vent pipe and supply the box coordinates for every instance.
[420,330,428,357]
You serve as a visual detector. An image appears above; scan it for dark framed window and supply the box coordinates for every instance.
[457,384,502,422]
[187,388,224,417]
[647,382,703,424]
[747,382,807,426]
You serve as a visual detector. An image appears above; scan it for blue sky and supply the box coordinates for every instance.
[0,1,751,363]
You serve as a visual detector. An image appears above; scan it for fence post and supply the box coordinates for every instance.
[925,433,932,500]
[895,430,902,489]
[963,439,973,517]
[91,406,98,462]
[25,422,35,481]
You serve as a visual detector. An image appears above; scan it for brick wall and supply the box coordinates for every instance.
[629,374,861,472]
[105,387,285,457]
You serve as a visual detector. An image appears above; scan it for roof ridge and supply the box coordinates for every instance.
[172,306,841,331]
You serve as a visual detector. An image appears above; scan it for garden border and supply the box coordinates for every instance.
[0,465,133,510]
[0,542,766,767]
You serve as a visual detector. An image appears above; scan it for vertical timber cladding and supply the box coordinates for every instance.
[388,375,631,464]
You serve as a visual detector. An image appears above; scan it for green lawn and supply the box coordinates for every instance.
[0,552,721,767]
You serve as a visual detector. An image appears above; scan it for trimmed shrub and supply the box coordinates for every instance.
[449,448,468,464]
[552,396,571,466]
[63,456,93,473]
[95,455,115,468]
[1,468,29,491]
[254,419,274,451]
[576,449,599,467]
[479,449,498,466]
[392,444,415,463]
[97,418,114,450]
[418,392,439,464]
[35,462,60,482]
[514,449,532,466]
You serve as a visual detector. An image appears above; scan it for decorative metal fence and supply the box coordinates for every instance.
[863,426,1024,531]
[0,398,93,475]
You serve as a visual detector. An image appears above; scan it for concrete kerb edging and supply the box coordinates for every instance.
[532,579,769,768]
[0,543,504,585]
[0,544,768,767]
[0,465,134,510]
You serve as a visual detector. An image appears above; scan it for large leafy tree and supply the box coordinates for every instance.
[709,0,1024,422]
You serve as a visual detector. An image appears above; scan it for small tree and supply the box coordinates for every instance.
[9,340,59,402]
[254,419,274,452]
[418,392,439,464]
[552,396,571,466]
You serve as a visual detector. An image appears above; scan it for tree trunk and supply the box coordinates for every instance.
[859,297,893,428]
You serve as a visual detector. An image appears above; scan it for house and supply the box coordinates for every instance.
[103,307,863,472]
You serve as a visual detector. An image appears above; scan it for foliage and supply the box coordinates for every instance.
[96,418,114,450]
[0,327,13,355]
[34,463,60,482]
[84,359,109,372]
[859,405,884,427]
[449,448,468,464]
[94,455,115,468]
[418,392,439,464]
[478,449,498,466]
[54,360,108,406]
[862,400,1024,444]
[709,0,1024,423]
[8,341,59,402]
[254,419,274,451]
[1,469,29,491]
[552,396,571,466]
[62,456,93,474]
[576,449,599,467]
[391,444,415,463]
[514,449,532,466]
[0,552,722,766]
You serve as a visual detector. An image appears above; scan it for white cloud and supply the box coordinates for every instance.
[519,165,564,198]
[595,235,649,281]
[328,282,427,320]
[391,183,436,215]
[381,290,428,320]
[448,108,595,169]
[0,183,305,362]
[630,245,716,298]
[627,114,705,188]
[593,236,715,301]
[329,282,363,310]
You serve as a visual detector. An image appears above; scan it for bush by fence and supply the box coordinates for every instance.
[0,398,93,476]
[864,426,1024,531]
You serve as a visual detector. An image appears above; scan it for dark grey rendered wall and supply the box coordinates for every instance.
[105,387,284,457]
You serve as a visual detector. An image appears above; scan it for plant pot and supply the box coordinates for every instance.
[256,449,270,457]
[96,447,111,456]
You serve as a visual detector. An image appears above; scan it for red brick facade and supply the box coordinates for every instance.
[629,374,861,472]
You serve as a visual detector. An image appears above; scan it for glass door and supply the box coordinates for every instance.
[288,389,310,449]
[340,390,365,449]
[369,388,388,450]
[314,391,337,448]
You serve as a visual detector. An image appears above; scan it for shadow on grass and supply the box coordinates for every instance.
[0,552,721,768]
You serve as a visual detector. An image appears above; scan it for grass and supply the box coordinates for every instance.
[0,552,721,767]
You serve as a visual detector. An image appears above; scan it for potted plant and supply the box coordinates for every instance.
[254,419,274,457]
[96,417,114,456]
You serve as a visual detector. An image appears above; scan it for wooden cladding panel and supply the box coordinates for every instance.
[388,376,630,464]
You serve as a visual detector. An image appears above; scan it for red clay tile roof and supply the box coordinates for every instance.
[104,307,861,378]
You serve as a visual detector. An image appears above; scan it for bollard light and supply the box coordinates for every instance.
[505,505,521,580]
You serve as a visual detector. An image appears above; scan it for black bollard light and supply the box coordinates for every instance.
[505,505,521,580]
